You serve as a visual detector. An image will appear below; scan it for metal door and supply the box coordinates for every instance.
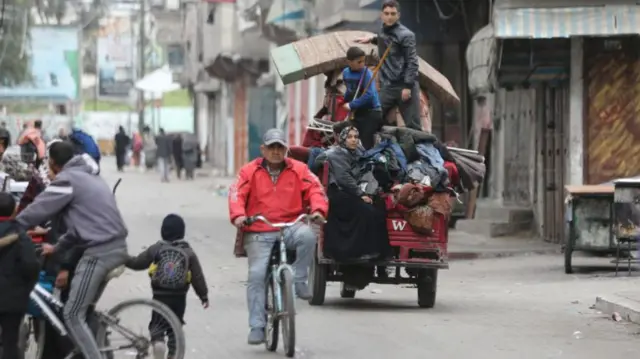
[540,84,568,243]
[248,86,278,160]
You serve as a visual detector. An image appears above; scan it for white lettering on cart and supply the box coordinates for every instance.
[391,220,407,231]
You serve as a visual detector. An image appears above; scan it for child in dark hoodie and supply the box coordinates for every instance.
[126,213,209,359]
[0,192,40,359]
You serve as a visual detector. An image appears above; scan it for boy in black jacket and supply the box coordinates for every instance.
[126,213,209,359]
[0,193,40,359]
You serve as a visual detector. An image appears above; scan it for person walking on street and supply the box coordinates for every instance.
[356,0,422,130]
[155,128,172,182]
[114,126,130,172]
[181,134,199,180]
[172,134,184,179]
[126,213,209,359]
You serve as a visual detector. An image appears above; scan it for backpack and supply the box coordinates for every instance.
[69,129,101,164]
[149,242,192,290]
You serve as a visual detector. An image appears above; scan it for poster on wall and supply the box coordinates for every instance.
[0,26,81,104]
[97,15,135,98]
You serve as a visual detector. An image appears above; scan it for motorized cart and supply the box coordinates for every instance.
[308,164,449,308]
[269,31,485,307]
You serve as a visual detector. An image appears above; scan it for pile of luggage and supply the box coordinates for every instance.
[299,125,486,235]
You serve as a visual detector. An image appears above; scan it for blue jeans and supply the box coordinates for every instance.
[244,223,316,329]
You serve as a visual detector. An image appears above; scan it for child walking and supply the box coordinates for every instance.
[126,213,209,359]
[342,46,384,150]
[0,192,40,359]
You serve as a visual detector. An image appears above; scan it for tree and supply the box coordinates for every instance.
[0,0,32,86]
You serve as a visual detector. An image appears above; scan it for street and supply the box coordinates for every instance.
[98,160,640,359]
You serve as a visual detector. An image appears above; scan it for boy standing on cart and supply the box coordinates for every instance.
[342,46,384,150]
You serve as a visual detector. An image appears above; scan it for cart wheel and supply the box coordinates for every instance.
[308,248,327,306]
[564,243,573,274]
[417,268,438,308]
[339,282,356,299]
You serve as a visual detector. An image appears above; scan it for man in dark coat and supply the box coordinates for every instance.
[114,126,130,172]
[172,134,184,179]
[356,0,421,130]
[0,193,40,359]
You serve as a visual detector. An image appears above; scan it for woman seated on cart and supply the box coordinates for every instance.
[318,126,390,261]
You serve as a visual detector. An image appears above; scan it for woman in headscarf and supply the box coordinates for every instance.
[318,126,390,261]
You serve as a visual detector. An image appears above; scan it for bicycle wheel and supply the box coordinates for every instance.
[281,269,296,357]
[95,298,186,359]
[18,317,45,359]
[265,275,279,352]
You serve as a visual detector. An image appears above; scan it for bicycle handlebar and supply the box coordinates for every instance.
[244,213,326,228]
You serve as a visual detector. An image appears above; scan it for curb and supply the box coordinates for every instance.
[594,295,640,324]
[449,248,561,261]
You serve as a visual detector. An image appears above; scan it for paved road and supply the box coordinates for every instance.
[98,160,639,359]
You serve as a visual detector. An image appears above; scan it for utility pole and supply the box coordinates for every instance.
[137,0,146,131]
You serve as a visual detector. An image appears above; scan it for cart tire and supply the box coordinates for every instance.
[564,244,573,274]
[308,248,327,306]
[339,282,356,298]
[417,268,438,308]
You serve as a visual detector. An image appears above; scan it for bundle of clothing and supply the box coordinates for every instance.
[308,125,486,235]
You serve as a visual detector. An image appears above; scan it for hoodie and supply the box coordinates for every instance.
[16,154,128,251]
[126,214,208,301]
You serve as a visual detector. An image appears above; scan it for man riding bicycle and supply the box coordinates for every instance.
[229,128,328,345]
[14,141,128,359]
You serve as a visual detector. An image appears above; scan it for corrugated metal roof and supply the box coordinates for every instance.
[494,4,640,38]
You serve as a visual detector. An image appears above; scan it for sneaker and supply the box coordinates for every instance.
[152,341,166,359]
[248,328,265,345]
[295,282,312,300]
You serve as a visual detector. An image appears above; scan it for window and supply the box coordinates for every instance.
[167,44,185,68]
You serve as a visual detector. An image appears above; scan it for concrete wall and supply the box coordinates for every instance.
[568,37,584,186]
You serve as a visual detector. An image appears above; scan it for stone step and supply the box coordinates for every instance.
[456,219,532,238]
[474,205,534,223]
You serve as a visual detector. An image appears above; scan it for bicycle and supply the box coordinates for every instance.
[244,213,326,358]
[18,177,185,359]
[22,264,186,359]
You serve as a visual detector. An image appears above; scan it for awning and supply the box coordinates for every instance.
[494,3,640,38]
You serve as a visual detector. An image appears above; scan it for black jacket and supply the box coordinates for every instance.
[316,147,365,197]
[372,22,419,89]
[0,221,40,313]
[126,239,208,301]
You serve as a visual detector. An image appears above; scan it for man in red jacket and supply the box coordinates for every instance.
[228,128,328,345]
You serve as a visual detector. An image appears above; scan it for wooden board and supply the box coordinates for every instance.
[270,31,460,106]
[565,185,614,195]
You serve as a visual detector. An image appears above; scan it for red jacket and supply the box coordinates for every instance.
[228,158,329,233]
